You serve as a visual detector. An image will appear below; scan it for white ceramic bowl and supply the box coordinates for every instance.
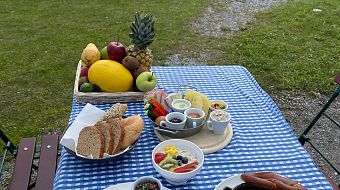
[160,112,187,130]
[131,176,162,190]
[171,99,191,113]
[209,100,228,112]
[152,139,204,185]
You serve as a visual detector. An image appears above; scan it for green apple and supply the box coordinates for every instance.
[100,46,110,60]
[136,72,157,92]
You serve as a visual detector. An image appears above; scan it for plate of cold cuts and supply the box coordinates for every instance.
[215,172,307,190]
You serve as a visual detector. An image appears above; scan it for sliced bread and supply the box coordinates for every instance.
[94,121,114,155]
[76,126,104,159]
[105,116,124,154]
[101,103,128,120]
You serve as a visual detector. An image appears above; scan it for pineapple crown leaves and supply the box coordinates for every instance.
[129,12,155,49]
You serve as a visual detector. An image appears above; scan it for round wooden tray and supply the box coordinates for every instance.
[154,123,233,154]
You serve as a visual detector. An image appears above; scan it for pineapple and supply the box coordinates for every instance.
[127,12,155,71]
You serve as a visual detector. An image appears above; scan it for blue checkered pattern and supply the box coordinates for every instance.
[54,66,332,189]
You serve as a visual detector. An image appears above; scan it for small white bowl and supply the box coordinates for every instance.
[160,112,187,130]
[184,108,205,128]
[171,99,191,113]
[131,176,162,190]
[152,139,204,185]
[209,100,228,112]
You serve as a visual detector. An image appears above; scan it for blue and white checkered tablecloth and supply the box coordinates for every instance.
[54,66,332,190]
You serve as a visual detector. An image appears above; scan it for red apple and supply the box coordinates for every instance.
[107,42,127,63]
[80,66,89,77]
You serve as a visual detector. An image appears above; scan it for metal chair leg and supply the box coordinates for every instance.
[298,86,340,145]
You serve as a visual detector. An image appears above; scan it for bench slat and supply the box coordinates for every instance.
[35,135,59,190]
[9,137,36,190]
[335,73,340,85]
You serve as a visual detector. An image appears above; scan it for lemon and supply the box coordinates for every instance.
[88,60,133,92]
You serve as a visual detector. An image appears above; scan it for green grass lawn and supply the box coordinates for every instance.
[0,0,339,144]
[222,0,340,93]
[172,0,340,94]
[0,0,210,143]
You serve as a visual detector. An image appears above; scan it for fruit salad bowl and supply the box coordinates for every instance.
[152,139,204,185]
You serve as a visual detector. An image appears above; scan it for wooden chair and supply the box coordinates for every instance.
[298,72,340,189]
[0,129,59,190]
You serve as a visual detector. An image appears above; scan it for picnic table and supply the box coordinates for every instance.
[53,66,333,189]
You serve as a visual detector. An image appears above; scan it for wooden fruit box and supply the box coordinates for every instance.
[74,61,144,103]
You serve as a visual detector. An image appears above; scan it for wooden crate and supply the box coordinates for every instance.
[74,61,144,103]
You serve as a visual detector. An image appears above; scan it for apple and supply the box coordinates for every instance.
[107,41,127,63]
[136,72,157,92]
[100,46,110,60]
[80,66,89,77]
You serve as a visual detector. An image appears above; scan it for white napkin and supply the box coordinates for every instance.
[60,103,106,158]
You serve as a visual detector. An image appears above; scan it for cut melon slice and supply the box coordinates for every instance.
[191,96,203,110]
[185,90,210,118]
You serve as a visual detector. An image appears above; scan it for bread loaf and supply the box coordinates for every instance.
[102,103,128,120]
[76,126,104,159]
[95,121,113,154]
[120,115,144,149]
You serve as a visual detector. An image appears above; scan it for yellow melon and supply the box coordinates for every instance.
[88,60,133,92]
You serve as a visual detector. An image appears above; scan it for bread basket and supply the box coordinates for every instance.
[62,116,139,161]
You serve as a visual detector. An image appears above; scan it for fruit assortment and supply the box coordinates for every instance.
[154,145,199,173]
[78,12,157,93]
[211,102,226,110]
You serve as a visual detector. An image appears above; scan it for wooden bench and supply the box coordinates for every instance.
[0,133,59,190]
